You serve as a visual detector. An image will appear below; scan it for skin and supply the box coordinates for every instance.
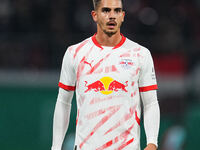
[144,143,157,150]
[91,0,158,150]
[91,0,125,47]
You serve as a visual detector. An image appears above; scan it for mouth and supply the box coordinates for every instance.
[106,21,117,29]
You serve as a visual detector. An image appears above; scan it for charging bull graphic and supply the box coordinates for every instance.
[85,77,128,95]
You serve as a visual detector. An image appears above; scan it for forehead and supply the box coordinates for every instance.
[98,0,122,9]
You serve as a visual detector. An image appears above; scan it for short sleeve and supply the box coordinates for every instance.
[138,49,158,92]
[58,47,76,91]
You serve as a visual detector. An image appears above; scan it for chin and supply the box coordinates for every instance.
[104,30,117,37]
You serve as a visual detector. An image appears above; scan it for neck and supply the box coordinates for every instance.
[95,28,122,47]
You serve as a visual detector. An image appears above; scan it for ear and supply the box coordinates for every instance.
[122,11,125,22]
[91,10,97,22]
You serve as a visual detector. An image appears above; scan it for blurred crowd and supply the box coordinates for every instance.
[0,0,200,70]
[1,0,200,114]
[1,0,200,110]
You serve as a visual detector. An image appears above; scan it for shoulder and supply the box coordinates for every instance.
[70,37,91,48]
[66,37,91,57]
[124,37,151,56]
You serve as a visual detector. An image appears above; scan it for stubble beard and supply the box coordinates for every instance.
[104,22,123,37]
[98,21,122,37]
[103,30,117,37]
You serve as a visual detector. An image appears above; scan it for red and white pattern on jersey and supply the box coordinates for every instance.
[58,34,158,149]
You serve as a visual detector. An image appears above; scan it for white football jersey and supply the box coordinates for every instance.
[58,34,158,150]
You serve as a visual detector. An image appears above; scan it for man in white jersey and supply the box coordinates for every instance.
[51,0,160,150]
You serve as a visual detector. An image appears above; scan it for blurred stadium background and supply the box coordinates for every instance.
[0,0,200,149]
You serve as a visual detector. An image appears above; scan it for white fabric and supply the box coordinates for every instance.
[138,49,157,88]
[59,46,76,86]
[56,35,158,150]
[140,90,160,147]
[51,88,74,150]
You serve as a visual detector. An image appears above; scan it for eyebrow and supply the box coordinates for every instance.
[101,7,122,11]
[115,8,122,11]
[102,7,111,11]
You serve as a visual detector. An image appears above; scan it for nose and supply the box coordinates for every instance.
[108,10,116,20]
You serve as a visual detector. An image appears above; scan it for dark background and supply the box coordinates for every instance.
[0,0,200,149]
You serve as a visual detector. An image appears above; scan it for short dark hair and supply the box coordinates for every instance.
[92,0,123,10]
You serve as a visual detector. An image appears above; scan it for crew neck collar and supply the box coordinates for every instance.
[92,33,126,50]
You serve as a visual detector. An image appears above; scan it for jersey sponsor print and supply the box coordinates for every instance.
[85,76,128,95]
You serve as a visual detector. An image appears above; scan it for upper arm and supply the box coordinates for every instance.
[57,88,74,105]
[140,90,158,107]
[58,47,76,91]
[138,49,158,92]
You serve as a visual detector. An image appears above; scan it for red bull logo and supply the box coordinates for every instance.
[85,77,128,95]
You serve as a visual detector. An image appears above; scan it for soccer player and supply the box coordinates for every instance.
[51,0,160,150]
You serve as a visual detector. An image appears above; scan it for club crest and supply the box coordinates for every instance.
[120,59,134,69]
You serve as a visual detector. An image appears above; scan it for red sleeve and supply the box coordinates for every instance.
[139,84,158,92]
[58,82,76,91]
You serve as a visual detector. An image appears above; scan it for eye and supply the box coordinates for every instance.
[102,8,110,13]
[115,8,122,13]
